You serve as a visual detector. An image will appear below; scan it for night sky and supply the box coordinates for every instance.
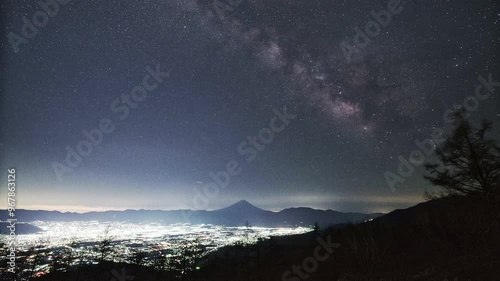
[1,0,499,213]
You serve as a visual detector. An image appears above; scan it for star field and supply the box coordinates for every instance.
[1,0,499,213]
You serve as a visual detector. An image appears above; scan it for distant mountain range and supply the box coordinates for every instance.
[8,200,382,228]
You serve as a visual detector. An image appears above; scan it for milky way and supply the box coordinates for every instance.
[1,0,499,213]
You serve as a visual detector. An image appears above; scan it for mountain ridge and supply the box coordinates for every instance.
[8,200,382,227]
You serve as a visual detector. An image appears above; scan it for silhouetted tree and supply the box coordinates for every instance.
[254,236,265,280]
[313,221,320,234]
[48,247,66,274]
[0,235,7,270]
[63,240,78,272]
[167,254,183,280]
[95,225,114,279]
[73,242,97,281]
[28,238,48,280]
[73,242,86,281]
[243,220,252,281]
[424,112,500,199]
[128,251,146,277]
[176,239,204,281]
[189,238,205,281]
[151,245,168,280]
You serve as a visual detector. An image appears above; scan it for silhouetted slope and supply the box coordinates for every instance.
[275,207,381,226]
[196,195,500,280]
